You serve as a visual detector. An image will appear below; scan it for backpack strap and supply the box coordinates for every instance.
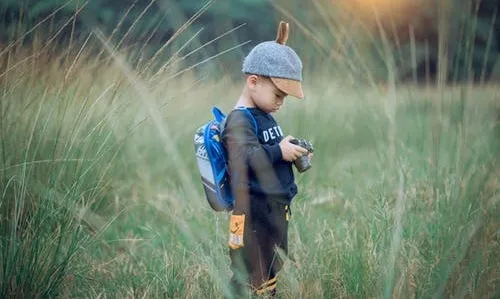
[212,106,226,123]
[235,106,258,134]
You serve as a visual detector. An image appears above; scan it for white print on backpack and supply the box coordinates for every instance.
[194,134,208,160]
[262,126,284,142]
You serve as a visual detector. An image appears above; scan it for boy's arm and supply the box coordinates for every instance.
[222,111,282,171]
[222,111,283,216]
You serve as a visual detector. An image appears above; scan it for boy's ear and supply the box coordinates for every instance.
[246,74,259,88]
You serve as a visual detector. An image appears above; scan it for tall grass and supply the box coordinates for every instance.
[0,4,499,299]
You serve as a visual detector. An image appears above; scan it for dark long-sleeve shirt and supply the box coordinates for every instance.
[221,107,297,211]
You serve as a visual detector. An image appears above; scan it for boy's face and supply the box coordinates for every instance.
[247,75,287,113]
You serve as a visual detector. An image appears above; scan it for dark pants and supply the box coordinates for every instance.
[229,196,290,297]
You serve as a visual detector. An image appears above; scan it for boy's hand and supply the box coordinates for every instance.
[279,135,309,162]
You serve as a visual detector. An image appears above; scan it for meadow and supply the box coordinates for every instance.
[0,24,499,298]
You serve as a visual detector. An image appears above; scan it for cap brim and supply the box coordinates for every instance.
[270,77,304,99]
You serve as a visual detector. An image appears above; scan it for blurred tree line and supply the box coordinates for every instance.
[0,0,499,83]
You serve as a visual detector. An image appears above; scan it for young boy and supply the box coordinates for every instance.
[221,22,309,297]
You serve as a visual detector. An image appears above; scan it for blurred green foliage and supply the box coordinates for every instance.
[0,0,499,82]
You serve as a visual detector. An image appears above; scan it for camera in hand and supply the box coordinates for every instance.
[289,138,314,173]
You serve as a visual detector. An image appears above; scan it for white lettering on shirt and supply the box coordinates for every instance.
[273,127,280,137]
[262,126,284,143]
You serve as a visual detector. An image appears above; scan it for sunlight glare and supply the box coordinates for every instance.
[345,0,412,19]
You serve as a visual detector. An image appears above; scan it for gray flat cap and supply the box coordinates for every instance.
[242,41,304,99]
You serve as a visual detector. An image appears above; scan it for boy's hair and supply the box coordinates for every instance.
[241,22,304,99]
[244,74,270,80]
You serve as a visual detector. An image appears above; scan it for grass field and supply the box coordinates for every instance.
[0,39,499,298]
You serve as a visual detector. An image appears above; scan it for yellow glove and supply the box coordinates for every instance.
[228,214,245,250]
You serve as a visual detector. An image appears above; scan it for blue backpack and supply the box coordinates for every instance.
[194,106,257,211]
